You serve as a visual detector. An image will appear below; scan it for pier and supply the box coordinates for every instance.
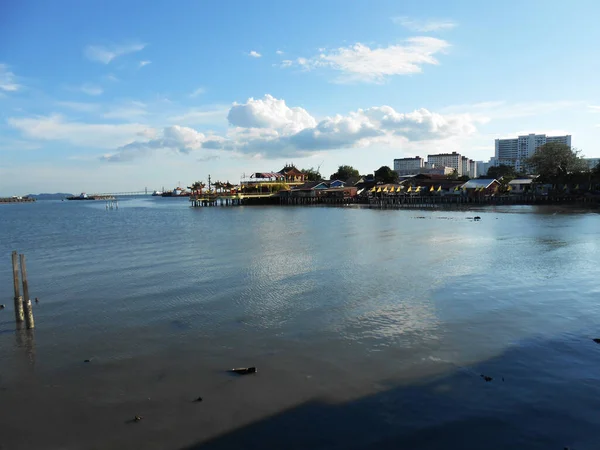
[190,193,279,207]
[0,197,35,204]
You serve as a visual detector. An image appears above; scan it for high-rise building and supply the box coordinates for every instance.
[494,134,571,173]
[427,152,462,175]
[468,159,477,178]
[476,160,492,177]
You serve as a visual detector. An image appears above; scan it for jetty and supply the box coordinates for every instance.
[0,197,35,204]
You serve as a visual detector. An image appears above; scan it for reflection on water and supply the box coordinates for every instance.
[1,199,600,449]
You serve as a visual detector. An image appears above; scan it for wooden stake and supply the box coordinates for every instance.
[12,251,24,323]
[19,254,35,329]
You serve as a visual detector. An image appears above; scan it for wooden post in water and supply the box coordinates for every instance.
[12,251,24,323]
[19,254,35,329]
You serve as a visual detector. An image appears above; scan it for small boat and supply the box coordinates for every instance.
[230,367,257,375]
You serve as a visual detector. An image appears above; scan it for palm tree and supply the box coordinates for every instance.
[187,181,206,194]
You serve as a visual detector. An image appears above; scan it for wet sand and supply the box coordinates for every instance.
[3,333,600,450]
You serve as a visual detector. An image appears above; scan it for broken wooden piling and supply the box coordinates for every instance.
[11,251,24,323]
[19,254,35,329]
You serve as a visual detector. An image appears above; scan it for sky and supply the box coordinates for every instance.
[1,0,599,195]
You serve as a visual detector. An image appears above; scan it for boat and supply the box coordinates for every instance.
[66,193,114,201]
[152,190,163,196]
[161,187,190,197]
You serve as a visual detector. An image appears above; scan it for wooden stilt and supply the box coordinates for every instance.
[12,251,24,323]
[19,254,35,329]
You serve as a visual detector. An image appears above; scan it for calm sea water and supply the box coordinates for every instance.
[1,198,600,449]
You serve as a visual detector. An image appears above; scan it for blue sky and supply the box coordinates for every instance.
[1,0,599,195]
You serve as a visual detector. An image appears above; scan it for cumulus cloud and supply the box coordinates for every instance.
[214,101,478,157]
[392,16,457,32]
[82,95,480,162]
[227,94,316,133]
[0,64,21,92]
[282,38,450,83]
[249,50,262,58]
[84,42,146,64]
[102,125,210,161]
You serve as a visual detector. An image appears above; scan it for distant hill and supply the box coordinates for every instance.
[27,193,74,200]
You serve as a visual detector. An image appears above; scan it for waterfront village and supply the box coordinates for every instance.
[169,133,600,207]
[4,133,600,206]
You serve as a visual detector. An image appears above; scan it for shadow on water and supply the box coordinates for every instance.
[182,334,600,450]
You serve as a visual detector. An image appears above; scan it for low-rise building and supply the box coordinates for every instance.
[508,178,534,194]
[278,165,307,184]
[460,179,500,196]
[393,156,425,174]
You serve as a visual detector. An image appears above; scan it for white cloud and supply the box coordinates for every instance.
[227,94,316,133]
[190,87,206,97]
[0,64,20,92]
[0,138,42,151]
[392,16,457,32]
[276,50,284,55]
[442,100,584,121]
[84,42,146,64]
[102,125,211,161]
[105,74,119,82]
[8,114,152,148]
[167,107,229,126]
[588,105,600,113]
[57,101,100,112]
[280,60,293,68]
[139,60,151,68]
[249,50,262,58]
[108,95,481,160]
[103,102,148,120]
[284,38,450,83]
[78,84,103,96]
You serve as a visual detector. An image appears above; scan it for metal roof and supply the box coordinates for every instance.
[508,178,534,185]
[461,179,498,189]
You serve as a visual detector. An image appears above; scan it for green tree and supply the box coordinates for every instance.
[486,164,517,180]
[526,143,587,182]
[330,165,360,181]
[301,167,322,181]
[447,169,458,180]
[374,165,399,184]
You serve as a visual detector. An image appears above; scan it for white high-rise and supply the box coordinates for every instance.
[427,152,463,175]
[494,134,571,173]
